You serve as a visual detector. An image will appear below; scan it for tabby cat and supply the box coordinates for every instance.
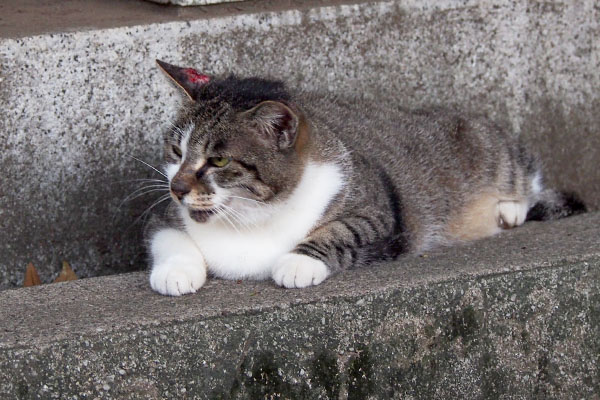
[146,60,584,296]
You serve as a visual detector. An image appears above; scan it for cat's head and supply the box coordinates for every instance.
[157,60,311,224]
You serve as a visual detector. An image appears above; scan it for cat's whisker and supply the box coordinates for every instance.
[219,204,252,231]
[124,186,170,200]
[112,184,167,225]
[217,206,241,232]
[119,185,170,207]
[129,155,168,178]
[221,206,245,233]
[220,203,255,230]
[129,183,171,192]
[214,205,241,234]
[225,195,267,205]
[130,193,172,228]
[117,178,169,185]
[223,206,251,226]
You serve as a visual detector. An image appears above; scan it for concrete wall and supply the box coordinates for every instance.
[147,0,241,5]
[1,0,598,288]
[1,212,599,398]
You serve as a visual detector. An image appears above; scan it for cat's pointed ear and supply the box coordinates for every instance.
[156,59,211,101]
[246,101,299,149]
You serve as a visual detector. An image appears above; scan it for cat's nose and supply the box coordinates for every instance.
[170,181,191,200]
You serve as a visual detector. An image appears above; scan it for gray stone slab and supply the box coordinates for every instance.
[146,0,241,6]
[1,1,599,289]
[0,0,367,39]
[0,212,598,398]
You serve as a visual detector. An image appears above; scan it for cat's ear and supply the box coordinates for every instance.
[156,59,210,101]
[245,101,299,149]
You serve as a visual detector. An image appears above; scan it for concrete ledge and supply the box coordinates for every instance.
[0,0,367,39]
[145,0,243,7]
[1,212,598,398]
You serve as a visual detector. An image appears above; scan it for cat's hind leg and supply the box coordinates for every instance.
[496,199,528,229]
[446,191,530,242]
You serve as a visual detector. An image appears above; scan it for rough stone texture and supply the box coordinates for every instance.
[0,0,368,39]
[0,212,598,398]
[147,0,241,6]
[1,1,599,288]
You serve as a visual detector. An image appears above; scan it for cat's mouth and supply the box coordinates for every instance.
[188,208,216,223]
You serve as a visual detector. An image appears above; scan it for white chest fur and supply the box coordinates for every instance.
[181,162,344,280]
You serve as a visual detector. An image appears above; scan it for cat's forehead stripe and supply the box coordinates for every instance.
[191,158,207,172]
[180,122,195,161]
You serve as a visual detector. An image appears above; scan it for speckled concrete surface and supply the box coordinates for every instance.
[0,1,599,288]
[147,0,241,5]
[0,213,598,398]
[0,0,369,39]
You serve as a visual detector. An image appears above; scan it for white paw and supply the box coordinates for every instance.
[149,256,207,296]
[496,200,528,229]
[272,253,330,288]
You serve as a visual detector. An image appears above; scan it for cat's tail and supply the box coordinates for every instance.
[526,189,587,221]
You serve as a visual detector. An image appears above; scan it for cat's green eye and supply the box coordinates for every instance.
[208,157,231,168]
[172,145,183,158]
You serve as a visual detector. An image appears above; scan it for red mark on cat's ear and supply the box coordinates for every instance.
[184,68,210,85]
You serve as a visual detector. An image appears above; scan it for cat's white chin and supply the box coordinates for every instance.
[150,255,207,296]
[272,253,330,288]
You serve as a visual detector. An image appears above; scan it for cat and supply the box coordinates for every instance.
[146,60,585,296]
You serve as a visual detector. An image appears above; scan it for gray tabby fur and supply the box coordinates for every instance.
[146,61,585,290]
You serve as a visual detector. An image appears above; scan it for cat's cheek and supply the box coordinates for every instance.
[149,256,207,296]
[272,253,330,289]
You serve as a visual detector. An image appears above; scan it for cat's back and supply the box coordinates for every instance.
[298,91,539,251]
[300,92,516,185]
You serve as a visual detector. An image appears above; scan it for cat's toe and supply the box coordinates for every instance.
[272,253,330,288]
[496,200,528,229]
[150,257,206,296]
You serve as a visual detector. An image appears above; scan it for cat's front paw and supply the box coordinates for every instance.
[272,253,330,288]
[149,256,207,296]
